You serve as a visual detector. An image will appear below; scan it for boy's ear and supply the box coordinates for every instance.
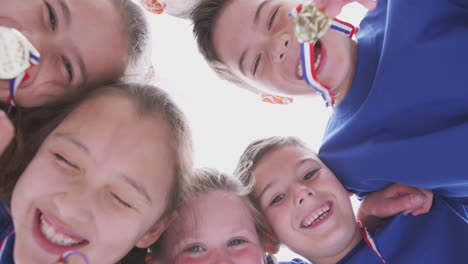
[135,211,178,248]
[264,241,280,254]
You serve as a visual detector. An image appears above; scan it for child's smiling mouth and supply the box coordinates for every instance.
[33,209,89,255]
[300,201,333,228]
[295,41,324,80]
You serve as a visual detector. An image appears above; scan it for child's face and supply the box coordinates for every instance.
[0,0,129,107]
[251,145,360,262]
[10,92,176,263]
[159,190,266,264]
[212,0,356,98]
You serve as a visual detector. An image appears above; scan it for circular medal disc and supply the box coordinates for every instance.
[293,3,332,43]
[0,26,34,80]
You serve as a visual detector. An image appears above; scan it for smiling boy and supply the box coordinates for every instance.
[192,0,468,210]
[234,136,468,263]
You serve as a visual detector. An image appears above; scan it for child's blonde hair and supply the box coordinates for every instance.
[234,136,309,194]
[0,83,193,219]
[153,167,279,258]
[113,0,150,67]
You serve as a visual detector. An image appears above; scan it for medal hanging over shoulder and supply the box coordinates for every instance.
[54,250,90,264]
[289,3,357,107]
[0,26,40,107]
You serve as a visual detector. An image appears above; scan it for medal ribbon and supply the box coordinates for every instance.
[56,250,90,264]
[289,4,358,107]
[359,222,388,264]
[7,53,40,106]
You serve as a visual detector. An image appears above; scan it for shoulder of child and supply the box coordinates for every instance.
[278,258,310,264]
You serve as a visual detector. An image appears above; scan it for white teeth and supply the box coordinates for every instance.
[298,63,303,77]
[314,53,322,70]
[302,203,331,227]
[39,215,83,246]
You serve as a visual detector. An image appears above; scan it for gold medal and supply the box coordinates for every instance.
[0,26,40,80]
[293,3,332,43]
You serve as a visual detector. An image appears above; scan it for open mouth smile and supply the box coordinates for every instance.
[33,209,89,255]
[300,201,333,228]
[296,41,323,80]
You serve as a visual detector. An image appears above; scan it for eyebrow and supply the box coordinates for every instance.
[56,0,88,85]
[238,51,247,76]
[238,0,272,76]
[74,49,88,86]
[54,132,90,154]
[254,0,271,24]
[258,182,273,205]
[58,0,71,27]
[54,133,151,204]
[119,173,152,204]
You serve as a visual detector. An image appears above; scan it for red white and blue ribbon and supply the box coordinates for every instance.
[360,222,387,264]
[289,5,358,107]
[7,53,40,106]
[57,250,90,264]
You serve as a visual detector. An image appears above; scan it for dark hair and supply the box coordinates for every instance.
[0,98,80,197]
[191,0,263,94]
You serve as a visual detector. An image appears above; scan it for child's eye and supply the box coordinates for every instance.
[185,245,205,253]
[111,193,133,209]
[253,54,262,76]
[45,1,57,30]
[268,7,280,30]
[62,56,74,82]
[270,194,285,206]
[228,239,246,246]
[304,169,319,181]
[54,153,78,170]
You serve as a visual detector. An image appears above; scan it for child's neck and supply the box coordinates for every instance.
[306,223,363,264]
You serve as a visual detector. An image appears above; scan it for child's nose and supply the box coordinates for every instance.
[210,249,234,264]
[52,190,93,224]
[271,33,290,63]
[295,186,314,206]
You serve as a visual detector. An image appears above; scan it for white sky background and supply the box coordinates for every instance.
[142,2,367,261]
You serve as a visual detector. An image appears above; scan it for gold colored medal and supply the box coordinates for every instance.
[293,3,332,43]
[0,26,40,80]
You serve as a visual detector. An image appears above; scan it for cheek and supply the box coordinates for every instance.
[234,246,265,264]
[14,158,62,197]
[174,255,205,264]
[266,208,288,235]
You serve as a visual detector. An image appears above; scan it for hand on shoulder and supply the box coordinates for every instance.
[357,183,433,229]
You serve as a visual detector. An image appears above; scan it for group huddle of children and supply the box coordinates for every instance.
[0,0,466,263]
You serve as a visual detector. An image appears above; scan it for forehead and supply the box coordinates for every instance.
[253,146,319,179]
[50,92,175,201]
[212,0,261,66]
[168,191,256,242]
[69,0,129,84]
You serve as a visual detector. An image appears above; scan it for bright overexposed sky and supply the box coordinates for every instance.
[141,2,367,261]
